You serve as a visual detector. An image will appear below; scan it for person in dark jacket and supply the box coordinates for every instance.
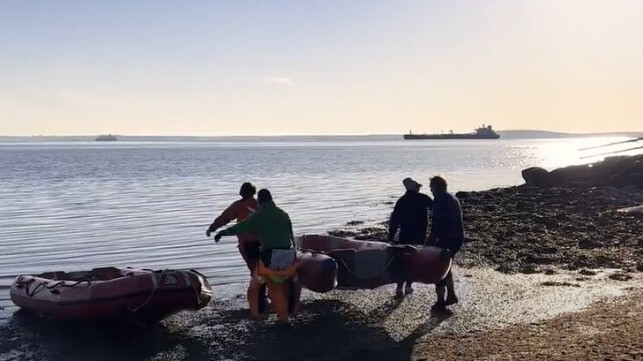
[388,177,433,297]
[427,176,464,312]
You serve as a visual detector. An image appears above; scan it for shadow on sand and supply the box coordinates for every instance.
[0,298,451,361]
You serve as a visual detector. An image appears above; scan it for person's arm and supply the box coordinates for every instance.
[288,217,297,250]
[215,211,260,241]
[388,199,401,243]
[206,202,237,236]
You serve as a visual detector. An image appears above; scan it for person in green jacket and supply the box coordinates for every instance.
[215,189,299,324]
[214,189,295,262]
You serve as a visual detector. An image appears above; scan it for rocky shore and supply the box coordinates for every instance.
[331,155,643,277]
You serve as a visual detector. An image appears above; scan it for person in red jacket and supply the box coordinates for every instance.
[206,182,267,313]
[206,182,261,273]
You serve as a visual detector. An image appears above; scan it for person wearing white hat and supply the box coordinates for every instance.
[388,177,433,297]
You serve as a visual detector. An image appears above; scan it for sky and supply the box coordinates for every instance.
[0,1,642,136]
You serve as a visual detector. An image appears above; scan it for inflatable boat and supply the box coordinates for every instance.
[296,251,338,293]
[297,235,451,289]
[10,267,212,322]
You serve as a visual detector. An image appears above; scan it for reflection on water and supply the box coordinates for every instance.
[0,137,636,316]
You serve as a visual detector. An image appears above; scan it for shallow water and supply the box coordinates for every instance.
[0,136,636,318]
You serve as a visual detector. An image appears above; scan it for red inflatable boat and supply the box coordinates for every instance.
[10,267,212,322]
[297,235,451,289]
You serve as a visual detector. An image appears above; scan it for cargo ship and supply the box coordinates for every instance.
[95,134,117,141]
[404,125,500,140]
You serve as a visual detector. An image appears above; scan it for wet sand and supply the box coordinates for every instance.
[414,289,643,361]
[0,268,639,361]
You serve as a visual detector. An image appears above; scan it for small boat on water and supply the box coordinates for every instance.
[95,134,117,141]
[404,124,500,140]
[10,267,212,322]
[296,235,451,289]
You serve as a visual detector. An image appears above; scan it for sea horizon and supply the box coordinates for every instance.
[0,129,641,142]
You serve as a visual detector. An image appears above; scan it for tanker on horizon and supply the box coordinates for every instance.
[404,125,500,140]
[95,134,118,141]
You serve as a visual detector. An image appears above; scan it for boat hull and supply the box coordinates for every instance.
[296,235,451,289]
[297,252,338,293]
[10,267,212,322]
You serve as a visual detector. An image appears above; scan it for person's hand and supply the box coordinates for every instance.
[206,229,212,238]
[214,232,223,243]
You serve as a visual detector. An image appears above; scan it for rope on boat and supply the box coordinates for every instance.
[128,271,160,313]
[15,276,91,297]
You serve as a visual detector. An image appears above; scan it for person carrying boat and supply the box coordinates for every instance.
[388,177,433,297]
[426,176,464,313]
[215,189,301,324]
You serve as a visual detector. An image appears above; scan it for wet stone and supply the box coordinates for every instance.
[579,269,597,276]
[609,272,633,281]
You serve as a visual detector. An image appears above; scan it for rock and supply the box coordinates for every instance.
[548,165,593,186]
[544,269,556,275]
[345,220,364,226]
[578,239,602,249]
[541,281,581,287]
[515,200,528,210]
[495,264,517,273]
[596,216,610,226]
[535,246,559,254]
[525,254,556,265]
[579,269,597,276]
[522,167,550,187]
[328,230,357,238]
[521,154,643,188]
[520,263,541,274]
[569,256,592,270]
[637,261,643,272]
[608,272,633,281]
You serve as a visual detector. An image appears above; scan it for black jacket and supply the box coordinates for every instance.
[388,191,433,245]
[429,191,465,253]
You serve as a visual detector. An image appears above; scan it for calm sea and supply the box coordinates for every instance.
[0,135,635,317]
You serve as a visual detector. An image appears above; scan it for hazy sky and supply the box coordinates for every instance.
[1,1,642,135]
